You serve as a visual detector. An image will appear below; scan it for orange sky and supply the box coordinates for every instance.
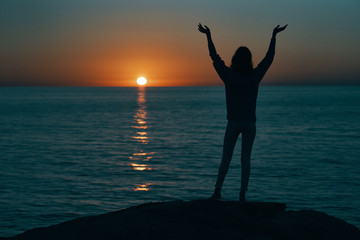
[1,1,359,86]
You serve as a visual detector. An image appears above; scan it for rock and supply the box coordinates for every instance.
[4,200,360,240]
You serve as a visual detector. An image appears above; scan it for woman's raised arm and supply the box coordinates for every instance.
[198,23,218,60]
[256,24,288,80]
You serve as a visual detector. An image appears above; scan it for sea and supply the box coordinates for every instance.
[0,86,359,237]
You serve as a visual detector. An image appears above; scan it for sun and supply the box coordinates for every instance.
[137,77,147,86]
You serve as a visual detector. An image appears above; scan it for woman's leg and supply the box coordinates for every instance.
[213,121,241,193]
[240,122,256,198]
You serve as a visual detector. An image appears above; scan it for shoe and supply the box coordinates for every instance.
[239,191,246,202]
[209,191,221,201]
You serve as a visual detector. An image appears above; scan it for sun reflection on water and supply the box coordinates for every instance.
[129,151,155,162]
[133,183,151,191]
[130,87,155,192]
[130,163,152,171]
[132,89,148,144]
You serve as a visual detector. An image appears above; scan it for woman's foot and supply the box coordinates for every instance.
[209,188,221,200]
[239,191,246,202]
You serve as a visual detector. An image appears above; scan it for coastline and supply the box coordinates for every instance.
[3,200,360,240]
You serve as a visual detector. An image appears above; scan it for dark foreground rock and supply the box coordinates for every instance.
[4,200,360,240]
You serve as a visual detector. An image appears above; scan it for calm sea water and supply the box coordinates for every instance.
[0,86,359,236]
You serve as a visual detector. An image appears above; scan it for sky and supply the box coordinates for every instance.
[1,0,360,87]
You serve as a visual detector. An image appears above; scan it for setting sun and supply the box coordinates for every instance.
[137,77,147,86]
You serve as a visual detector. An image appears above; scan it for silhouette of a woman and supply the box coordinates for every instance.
[198,23,287,201]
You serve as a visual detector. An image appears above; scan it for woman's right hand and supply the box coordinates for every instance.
[198,23,210,35]
[273,24,288,36]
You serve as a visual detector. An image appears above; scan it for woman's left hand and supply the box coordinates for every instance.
[198,23,211,35]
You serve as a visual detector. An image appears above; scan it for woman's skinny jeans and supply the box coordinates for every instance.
[215,120,256,192]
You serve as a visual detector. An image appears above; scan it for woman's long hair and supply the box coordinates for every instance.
[230,46,253,76]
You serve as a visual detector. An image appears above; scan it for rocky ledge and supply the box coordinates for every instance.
[3,200,360,240]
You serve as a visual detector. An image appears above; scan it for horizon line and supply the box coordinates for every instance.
[1,84,360,88]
